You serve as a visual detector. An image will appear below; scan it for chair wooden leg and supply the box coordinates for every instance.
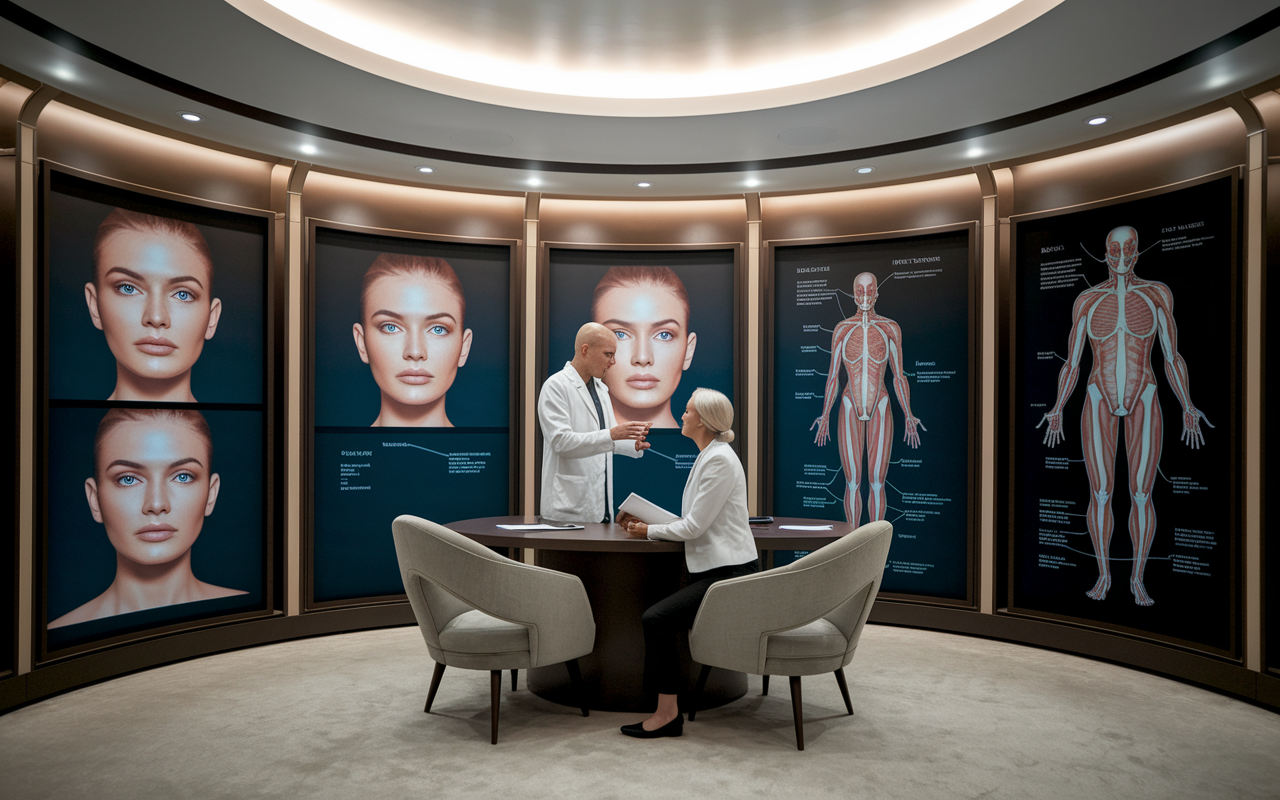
[510,669,518,692]
[688,665,711,721]
[834,668,854,715]
[424,662,446,713]
[565,658,589,717]
[490,670,501,744]
[762,674,770,696]
[789,676,805,751]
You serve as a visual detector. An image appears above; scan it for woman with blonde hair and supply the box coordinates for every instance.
[619,387,757,738]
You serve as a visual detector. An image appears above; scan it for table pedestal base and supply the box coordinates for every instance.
[529,550,746,713]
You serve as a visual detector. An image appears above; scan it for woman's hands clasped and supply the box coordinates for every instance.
[616,511,649,538]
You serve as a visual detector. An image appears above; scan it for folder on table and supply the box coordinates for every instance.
[618,493,679,525]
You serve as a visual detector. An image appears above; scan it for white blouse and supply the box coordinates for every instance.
[647,440,758,574]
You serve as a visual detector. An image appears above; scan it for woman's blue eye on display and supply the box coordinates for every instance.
[174,290,193,302]
[117,283,139,296]
[429,325,448,336]
[614,330,630,340]
[655,331,673,341]
[118,475,138,486]
[174,472,195,484]
[381,323,401,334]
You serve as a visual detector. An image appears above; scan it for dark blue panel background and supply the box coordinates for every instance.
[45,405,265,650]
[1013,177,1235,651]
[45,172,266,404]
[312,428,511,601]
[546,249,736,516]
[772,232,971,600]
[312,228,510,427]
[311,227,513,604]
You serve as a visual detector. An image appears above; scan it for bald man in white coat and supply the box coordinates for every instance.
[539,322,650,524]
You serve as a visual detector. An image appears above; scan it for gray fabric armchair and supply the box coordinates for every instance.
[687,520,893,749]
[392,515,597,744]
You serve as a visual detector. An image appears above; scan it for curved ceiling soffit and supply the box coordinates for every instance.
[223,0,1066,117]
[2,0,1279,175]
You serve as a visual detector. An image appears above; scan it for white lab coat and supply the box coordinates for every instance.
[647,440,758,574]
[538,362,643,523]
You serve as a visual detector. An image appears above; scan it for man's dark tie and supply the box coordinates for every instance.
[586,380,610,522]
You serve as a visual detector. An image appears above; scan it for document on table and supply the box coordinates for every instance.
[778,524,834,531]
[617,493,679,524]
[496,523,585,531]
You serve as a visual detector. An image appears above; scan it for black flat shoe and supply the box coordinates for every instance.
[621,714,684,739]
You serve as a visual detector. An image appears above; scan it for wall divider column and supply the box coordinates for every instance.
[285,162,310,616]
[746,193,761,512]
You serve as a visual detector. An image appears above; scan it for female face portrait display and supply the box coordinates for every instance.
[592,267,697,428]
[83,209,222,404]
[352,255,473,427]
[49,409,245,629]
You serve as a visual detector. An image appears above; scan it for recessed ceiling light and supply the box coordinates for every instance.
[634,181,653,188]
[178,112,204,122]
[744,178,761,188]
[1086,115,1111,126]
[50,65,75,82]
[527,177,542,187]
[299,144,318,155]
[856,166,875,174]
[416,165,435,174]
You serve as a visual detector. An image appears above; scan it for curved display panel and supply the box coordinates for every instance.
[540,247,740,517]
[1008,172,1240,656]
[767,228,976,603]
[307,223,517,607]
[38,166,274,658]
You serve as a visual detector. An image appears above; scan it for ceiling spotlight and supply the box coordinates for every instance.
[416,165,435,174]
[50,65,75,82]
[744,178,761,188]
[178,112,204,123]
[299,144,318,155]
[634,181,653,188]
[527,177,542,187]
[1086,115,1111,126]
[856,166,875,174]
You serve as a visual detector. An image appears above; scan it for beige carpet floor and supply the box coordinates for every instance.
[2,625,1278,799]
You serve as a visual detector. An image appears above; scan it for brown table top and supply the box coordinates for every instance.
[447,516,855,552]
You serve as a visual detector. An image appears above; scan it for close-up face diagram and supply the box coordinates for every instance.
[83,209,221,403]
[86,412,220,570]
[352,254,473,427]
[591,266,696,428]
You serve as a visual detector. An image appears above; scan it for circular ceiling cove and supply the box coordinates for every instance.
[225,0,1067,115]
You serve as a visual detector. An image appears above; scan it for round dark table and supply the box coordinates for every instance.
[448,515,854,713]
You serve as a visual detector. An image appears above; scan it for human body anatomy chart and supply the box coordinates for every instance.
[1012,176,1236,653]
[772,231,972,601]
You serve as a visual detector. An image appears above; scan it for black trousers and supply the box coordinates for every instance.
[642,560,759,696]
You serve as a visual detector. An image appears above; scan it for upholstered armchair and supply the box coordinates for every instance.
[392,515,597,744]
[687,520,893,749]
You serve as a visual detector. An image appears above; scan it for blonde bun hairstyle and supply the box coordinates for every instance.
[689,387,734,443]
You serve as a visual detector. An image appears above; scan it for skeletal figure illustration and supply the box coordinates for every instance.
[1037,226,1211,606]
[812,272,924,525]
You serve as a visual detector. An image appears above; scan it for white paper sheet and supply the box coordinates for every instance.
[496,523,585,531]
[778,524,834,531]
[617,493,679,524]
